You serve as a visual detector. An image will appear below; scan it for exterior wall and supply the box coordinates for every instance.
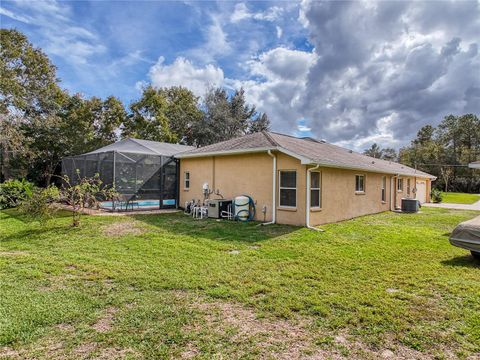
[179,153,275,222]
[393,176,430,207]
[275,153,307,226]
[394,176,417,208]
[179,152,434,227]
[309,168,391,226]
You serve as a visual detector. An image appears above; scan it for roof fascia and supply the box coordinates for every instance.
[175,146,277,158]
[300,159,436,179]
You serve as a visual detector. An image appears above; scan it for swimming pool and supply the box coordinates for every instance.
[100,199,176,211]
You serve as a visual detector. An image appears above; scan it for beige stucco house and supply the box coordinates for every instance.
[176,132,436,227]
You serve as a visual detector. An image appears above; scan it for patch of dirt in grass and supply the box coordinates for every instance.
[0,347,19,358]
[55,323,75,333]
[92,306,118,333]
[180,343,199,359]
[178,292,462,360]
[37,279,67,292]
[0,250,28,256]
[103,220,145,237]
[96,347,139,359]
[74,342,98,357]
[184,295,318,359]
[73,343,139,359]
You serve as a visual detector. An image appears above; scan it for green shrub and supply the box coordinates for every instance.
[0,179,34,209]
[431,188,443,203]
[19,186,60,221]
[60,174,118,226]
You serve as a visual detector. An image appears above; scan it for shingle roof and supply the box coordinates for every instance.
[85,138,194,156]
[177,131,436,179]
[175,131,276,155]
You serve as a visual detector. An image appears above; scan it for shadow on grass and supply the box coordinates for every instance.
[131,212,300,243]
[1,208,72,223]
[1,225,76,243]
[441,255,480,268]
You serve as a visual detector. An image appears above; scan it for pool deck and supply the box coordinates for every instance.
[55,204,181,216]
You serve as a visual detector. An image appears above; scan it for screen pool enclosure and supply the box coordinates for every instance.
[61,138,193,211]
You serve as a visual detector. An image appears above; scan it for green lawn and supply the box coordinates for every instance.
[441,192,480,204]
[1,208,479,359]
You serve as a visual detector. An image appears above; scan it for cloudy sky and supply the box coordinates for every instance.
[1,0,479,150]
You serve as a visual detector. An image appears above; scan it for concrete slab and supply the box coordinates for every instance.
[422,199,480,211]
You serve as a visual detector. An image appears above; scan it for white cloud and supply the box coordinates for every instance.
[1,1,104,65]
[188,14,231,64]
[227,47,316,134]
[297,124,311,132]
[293,0,480,150]
[248,47,316,81]
[231,3,283,23]
[0,7,32,23]
[148,56,224,97]
[276,26,283,39]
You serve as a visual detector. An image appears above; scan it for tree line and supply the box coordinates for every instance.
[363,114,480,192]
[0,29,270,185]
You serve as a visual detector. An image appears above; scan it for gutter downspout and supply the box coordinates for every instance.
[390,175,397,211]
[262,150,277,225]
[306,164,324,231]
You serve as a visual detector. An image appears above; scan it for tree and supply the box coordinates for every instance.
[381,148,397,162]
[0,29,63,116]
[363,143,383,158]
[60,174,118,226]
[0,29,65,182]
[248,113,271,133]
[194,87,266,146]
[94,96,127,146]
[158,86,203,145]
[123,86,177,142]
[399,115,480,193]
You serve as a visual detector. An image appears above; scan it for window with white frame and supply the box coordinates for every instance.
[355,174,365,192]
[397,178,403,192]
[310,172,321,208]
[279,170,296,207]
[184,171,190,189]
[407,178,411,195]
[381,176,386,202]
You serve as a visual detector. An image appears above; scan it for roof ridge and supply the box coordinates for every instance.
[128,138,161,155]
[262,131,279,146]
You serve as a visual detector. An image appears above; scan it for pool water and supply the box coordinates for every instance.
[100,199,175,210]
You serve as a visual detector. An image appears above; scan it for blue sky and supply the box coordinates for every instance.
[1,1,479,150]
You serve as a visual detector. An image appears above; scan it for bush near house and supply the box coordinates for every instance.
[431,188,443,203]
[0,179,34,209]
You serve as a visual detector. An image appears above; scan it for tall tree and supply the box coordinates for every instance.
[0,29,63,116]
[363,143,383,158]
[399,115,480,193]
[123,86,177,143]
[194,87,266,146]
[159,86,203,145]
[248,113,271,133]
[381,148,398,161]
[0,29,66,183]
